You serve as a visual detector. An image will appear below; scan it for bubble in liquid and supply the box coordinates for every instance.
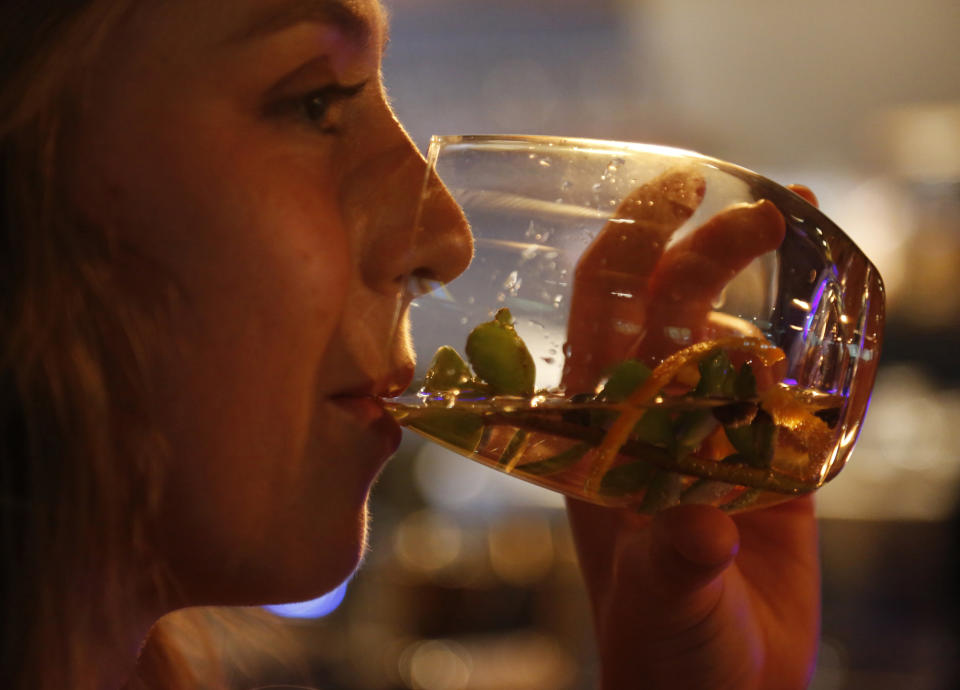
[541,356,555,365]
[497,292,506,303]
[553,294,564,308]
[592,183,602,193]
[539,158,551,168]
[562,342,574,358]
[561,179,573,190]
[503,270,521,294]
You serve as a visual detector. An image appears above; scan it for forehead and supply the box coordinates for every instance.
[109,0,387,55]
[230,0,386,46]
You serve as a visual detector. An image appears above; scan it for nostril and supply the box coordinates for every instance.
[401,269,444,300]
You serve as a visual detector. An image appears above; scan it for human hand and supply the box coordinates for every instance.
[563,175,822,689]
[567,493,819,690]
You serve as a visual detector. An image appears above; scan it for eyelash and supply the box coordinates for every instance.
[294,81,368,134]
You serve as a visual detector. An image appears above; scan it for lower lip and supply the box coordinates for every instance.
[331,396,403,450]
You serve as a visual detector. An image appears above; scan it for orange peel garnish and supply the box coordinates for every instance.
[759,386,834,471]
[586,336,787,491]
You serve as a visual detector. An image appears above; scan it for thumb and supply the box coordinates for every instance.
[593,504,743,687]
[647,504,739,597]
[601,504,739,631]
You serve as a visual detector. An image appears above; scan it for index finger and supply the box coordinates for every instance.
[563,169,705,394]
[638,199,786,363]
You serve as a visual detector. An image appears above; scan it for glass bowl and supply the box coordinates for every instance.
[388,135,885,514]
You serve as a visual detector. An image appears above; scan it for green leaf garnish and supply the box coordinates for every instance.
[424,346,476,392]
[723,408,777,469]
[671,409,717,459]
[408,409,484,453]
[632,407,674,447]
[465,308,536,396]
[694,348,736,398]
[733,362,758,400]
[598,359,653,402]
[712,401,758,428]
[521,443,591,476]
[721,487,763,512]
[639,471,686,512]
[599,459,658,496]
[497,430,529,467]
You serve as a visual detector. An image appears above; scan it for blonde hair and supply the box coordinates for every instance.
[0,2,189,687]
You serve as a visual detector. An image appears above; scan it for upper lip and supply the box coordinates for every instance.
[332,365,415,400]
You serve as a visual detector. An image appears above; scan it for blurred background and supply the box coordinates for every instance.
[220,1,960,687]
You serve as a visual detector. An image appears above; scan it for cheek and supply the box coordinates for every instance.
[78,130,357,529]
[142,204,358,582]
[154,186,352,446]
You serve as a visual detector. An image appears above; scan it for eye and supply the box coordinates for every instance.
[295,81,368,133]
[303,90,335,123]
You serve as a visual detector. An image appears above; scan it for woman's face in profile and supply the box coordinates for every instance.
[67,0,470,607]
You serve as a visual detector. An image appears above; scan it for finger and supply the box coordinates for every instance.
[732,495,820,665]
[647,200,785,326]
[733,494,818,581]
[787,184,819,208]
[601,504,739,639]
[639,199,785,361]
[576,168,706,278]
[565,496,649,610]
[647,504,739,596]
[564,169,705,393]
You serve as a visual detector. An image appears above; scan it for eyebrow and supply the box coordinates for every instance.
[233,0,376,45]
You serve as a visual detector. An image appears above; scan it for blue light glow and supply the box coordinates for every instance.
[263,578,350,619]
[803,278,829,340]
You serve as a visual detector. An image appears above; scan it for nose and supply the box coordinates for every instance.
[410,165,474,289]
[347,127,473,295]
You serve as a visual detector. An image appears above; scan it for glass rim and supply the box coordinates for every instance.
[425,132,885,281]
[428,133,708,160]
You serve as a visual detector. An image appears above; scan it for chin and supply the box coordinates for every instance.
[267,504,373,607]
[250,428,389,605]
[178,502,373,610]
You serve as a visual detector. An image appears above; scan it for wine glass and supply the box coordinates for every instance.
[387,135,885,514]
